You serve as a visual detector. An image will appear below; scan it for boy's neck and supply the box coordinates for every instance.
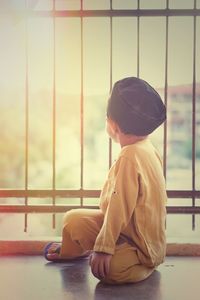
[119,134,148,148]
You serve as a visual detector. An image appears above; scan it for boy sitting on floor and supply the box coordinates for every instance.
[44,77,167,284]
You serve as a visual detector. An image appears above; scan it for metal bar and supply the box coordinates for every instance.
[167,206,200,214]
[0,205,98,213]
[167,190,200,198]
[17,9,200,18]
[192,0,197,230]
[0,205,200,214]
[80,0,84,206]
[0,189,200,198]
[163,0,169,232]
[109,0,113,169]
[0,189,101,198]
[52,0,56,229]
[24,1,29,232]
[163,0,169,179]
[110,0,113,10]
[137,0,140,77]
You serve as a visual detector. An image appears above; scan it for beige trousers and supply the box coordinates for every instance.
[60,208,155,284]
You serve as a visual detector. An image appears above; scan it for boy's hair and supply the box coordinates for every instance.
[107,77,166,135]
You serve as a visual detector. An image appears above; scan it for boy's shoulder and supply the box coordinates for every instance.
[111,143,142,172]
[118,139,161,166]
[119,139,152,160]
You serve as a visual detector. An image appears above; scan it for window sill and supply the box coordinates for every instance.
[0,238,200,256]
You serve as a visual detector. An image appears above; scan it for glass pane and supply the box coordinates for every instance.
[55,18,81,189]
[166,199,197,241]
[166,214,199,240]
[0,1,25,10]
[28,18,53,189]
[0,198,24,205]
[166,198,200,241]
[28,0,53,10]
[113,18,137,84]
[28,214,59,236]
[113,0,137,9]
[56,198,81,205]
[196,17,200,190]
[56,0,80,10]
[28,198,52,205]
[140,17,166,155]
[112,17,137,161]
[198,0,200,8]
[0,211,63,238]
[83,198,99,206]
[167,17,193,190]
[26,213,63,237]
[83,0,110,10]
[140,0,166,9]
[140,18,166,92]
[83,18,110,189]
[195,215,200,239]
[169,0,195,9]
[167,198,192,207]
[0,16,25,188]
[0,213,25,239]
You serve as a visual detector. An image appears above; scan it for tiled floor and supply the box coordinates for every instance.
[1,256,200,300]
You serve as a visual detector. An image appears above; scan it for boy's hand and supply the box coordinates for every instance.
[89,251,112,280]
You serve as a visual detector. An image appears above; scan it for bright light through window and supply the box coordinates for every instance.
[0,1,199,241]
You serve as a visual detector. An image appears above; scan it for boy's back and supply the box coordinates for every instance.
[95,138,167,268]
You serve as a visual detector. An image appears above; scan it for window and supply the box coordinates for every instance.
[0,0,200,241]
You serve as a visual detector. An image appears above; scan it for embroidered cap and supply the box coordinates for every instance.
[107,77,166,135]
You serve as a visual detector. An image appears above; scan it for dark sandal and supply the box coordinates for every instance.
[44,242,91,262]
[44,242,61,262]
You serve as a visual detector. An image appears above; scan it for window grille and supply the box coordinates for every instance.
[0,0,200,238]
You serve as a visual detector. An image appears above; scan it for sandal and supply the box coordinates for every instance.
[44,242,62,262]
[44,242,91,262]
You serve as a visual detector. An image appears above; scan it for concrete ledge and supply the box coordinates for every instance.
[0,240,200,256]
[0,241,49,255]
[167,243,200,256]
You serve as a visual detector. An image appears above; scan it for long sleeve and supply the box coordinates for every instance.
[93,157,139,255]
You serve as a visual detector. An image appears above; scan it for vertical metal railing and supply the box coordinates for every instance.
[109,0,113,168]
[80,0,84,205]
[24,0,29,232]
[0,1,200,233]
[163,0,169,180]
[52,0,56,229]
[192,0,197,230]
[137,0,140,78]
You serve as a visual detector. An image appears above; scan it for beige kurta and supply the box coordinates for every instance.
[94,138,167,267]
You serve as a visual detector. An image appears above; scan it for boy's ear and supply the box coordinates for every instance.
[112,120,122,134]
[108,118,118,132]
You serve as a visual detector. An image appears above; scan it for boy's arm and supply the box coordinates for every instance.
[93,157,138,255]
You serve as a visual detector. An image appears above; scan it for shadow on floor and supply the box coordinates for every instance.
[58,258,161,300]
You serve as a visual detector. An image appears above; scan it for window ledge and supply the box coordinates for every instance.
[0,239,200,256]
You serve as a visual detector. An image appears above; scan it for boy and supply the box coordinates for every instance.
[44,77,167,284]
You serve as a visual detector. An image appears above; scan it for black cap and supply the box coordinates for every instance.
[107,77,166,135]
